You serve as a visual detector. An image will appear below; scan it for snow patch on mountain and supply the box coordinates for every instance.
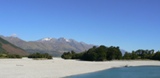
[41,38,53,41]
[65,38,70,42]
[58,37,71,42]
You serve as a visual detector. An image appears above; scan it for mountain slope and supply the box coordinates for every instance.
[0,37,28,56]
[1,36,94,56]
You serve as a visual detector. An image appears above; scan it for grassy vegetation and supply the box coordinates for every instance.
[0,53,22,58]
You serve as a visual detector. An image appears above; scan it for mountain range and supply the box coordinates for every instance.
[0,35,94,56]
[0,37,28,56]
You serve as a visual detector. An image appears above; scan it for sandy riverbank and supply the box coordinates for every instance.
[0,58,160,78]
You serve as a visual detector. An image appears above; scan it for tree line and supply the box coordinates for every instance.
[62,45,122,61]
[123,50,160,60]
[61,45,160,61]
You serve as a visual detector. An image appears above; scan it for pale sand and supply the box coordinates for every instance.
[0,58,160,78]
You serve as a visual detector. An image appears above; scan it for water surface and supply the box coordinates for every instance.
[66,66,160,78]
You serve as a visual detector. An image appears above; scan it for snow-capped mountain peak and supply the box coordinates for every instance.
[41,38,53,41]
[58,37,70,42]
[39,37,71,42]
[64,38,70,42]
[65,39,70,42]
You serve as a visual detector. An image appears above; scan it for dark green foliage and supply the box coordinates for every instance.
[152,51,160,60]
[0,53,7,58]
[134,49,154,59]
[72,52,84,59]
[123,49,155,60]
[81,46,98,61]
[0,53,22,58]
[96,45,107,61]
[61,45,160,61]
[123,52,132,59]
[106,46,122,60]
[81,50,98,61]
[28,53,52,59]
[123,52,138,60]
[61,52,73,59]
[131,52,138,59]
[61,51,82,59]
[7,54,22,58]
[61,45,122,61]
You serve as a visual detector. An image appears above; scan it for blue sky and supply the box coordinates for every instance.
[0,0,160,52]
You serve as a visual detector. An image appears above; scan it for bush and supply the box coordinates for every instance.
[7,54,22,58]
[152,52,160,60]
[28,53,53,59]
[0,53,22,58]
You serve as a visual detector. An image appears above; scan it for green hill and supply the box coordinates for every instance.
[0,37,28,56]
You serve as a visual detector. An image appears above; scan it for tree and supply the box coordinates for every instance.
[134,49,155,59]
[81,48,97,61]
[152,51,160,60]
[131,51,138,59]
[61,52,72,59]
[96,45,107,61]
[123,52,132,59]
[106,46,122,60]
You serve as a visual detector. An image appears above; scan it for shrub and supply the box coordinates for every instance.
[28,53,52,59]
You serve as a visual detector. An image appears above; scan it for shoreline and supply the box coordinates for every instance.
[0,58,160,78]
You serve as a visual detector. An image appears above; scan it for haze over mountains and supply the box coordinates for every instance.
[0,35,94,56]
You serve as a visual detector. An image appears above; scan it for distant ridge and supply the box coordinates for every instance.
[0,37,28,56]
[1,36,94,56]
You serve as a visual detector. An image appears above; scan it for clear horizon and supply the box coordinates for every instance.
[0,0,160,52]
